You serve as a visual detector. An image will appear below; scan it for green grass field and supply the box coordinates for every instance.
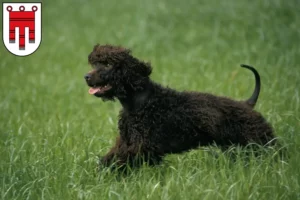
[1,0,300,199]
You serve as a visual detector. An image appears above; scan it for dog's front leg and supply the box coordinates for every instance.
[100,136,154,169]
[99,136,123,168]
[99,136,138,170]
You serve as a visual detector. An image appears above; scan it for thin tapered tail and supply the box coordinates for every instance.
[240,64,261,108]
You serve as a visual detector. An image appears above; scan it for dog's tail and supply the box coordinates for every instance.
[240,64,261,108]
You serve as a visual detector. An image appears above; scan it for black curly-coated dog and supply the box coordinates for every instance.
[84,44,275,168]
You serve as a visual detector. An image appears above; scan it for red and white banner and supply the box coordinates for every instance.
[2,3,42,56]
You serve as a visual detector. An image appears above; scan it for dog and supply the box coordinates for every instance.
[84,44,275,168]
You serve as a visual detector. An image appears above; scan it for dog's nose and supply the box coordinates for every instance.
[84,74,91,80]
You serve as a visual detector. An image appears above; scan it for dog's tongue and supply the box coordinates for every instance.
[89,87,100,94]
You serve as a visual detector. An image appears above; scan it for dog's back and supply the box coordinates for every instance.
[162,91,274,149]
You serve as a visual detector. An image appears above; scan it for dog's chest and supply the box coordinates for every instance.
[118,110,159,141]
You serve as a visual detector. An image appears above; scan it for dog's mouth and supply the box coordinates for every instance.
[88,84,112,95]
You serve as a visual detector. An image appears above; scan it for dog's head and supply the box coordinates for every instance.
[84,44,152,101]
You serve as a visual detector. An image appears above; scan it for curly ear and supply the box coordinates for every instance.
[137,62,152,77]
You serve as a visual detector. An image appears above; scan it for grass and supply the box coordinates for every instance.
[1,0,300,199]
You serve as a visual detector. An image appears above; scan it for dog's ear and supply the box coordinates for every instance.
[137,62,152,77]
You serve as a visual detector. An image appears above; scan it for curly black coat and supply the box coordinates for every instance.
[84,44,275,168]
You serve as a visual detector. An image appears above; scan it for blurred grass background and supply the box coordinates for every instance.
[0,0,300,199]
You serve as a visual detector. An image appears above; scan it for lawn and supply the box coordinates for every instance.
[0,0,300,199]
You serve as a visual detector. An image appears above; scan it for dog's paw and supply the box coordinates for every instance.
[98,156,121,171]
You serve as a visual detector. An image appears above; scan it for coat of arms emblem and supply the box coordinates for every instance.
[2,3,42,56]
